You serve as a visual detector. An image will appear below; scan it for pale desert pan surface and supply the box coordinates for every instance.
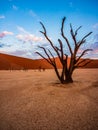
[0,69,98,130]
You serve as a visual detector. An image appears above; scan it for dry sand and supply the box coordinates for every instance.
[0,69,98,130]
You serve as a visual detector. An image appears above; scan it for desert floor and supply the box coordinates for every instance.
[0,69,98,130]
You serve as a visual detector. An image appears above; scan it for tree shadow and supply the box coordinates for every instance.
[92,81,98,87]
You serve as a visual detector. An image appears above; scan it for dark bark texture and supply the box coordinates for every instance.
[36,17,92,84]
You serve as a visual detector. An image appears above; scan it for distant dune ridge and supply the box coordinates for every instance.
[0,53,98,70]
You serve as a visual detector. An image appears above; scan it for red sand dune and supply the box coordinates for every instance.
[0,53,98,70]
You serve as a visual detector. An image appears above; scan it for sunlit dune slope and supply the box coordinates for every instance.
[0,53,98,70]
[0,53,61,70]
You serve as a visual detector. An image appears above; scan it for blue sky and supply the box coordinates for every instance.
[0,0,98,59]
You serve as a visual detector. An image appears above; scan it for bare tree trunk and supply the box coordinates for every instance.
[65,73,73,83]
[54,66,61,81]
[36,17,92,84]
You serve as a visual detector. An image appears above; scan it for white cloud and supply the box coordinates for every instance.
[16,34,24,40]
[3,31,14,35]
[0,15,5,19]
[0,27,51,59]
[0,33,5,38]
[16,34,43,43]
[0,31,14,38]
[16,26,45,43]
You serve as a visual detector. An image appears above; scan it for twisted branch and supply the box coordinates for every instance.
[61,17,73,55]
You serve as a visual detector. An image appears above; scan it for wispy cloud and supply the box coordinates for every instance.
[10,50,29,57]
[17,26,27,33]
[0,31,14,38]
[12,5,18,10]
[29,10,36,17]
[86,34,98,59]
[28,10,40,21]
[93,23,98,29]
[69,2,73,8]
[0,43,5,48]
[0,15,5,19]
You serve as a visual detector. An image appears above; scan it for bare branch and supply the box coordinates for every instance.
[76,59,86,65]
[40,31,44,35]
[58,39,63,50]
[70,23,77,46]
[40,22,54,47]
[77,60,92,68]
[48,49,55,59]
[55,46,61,51]
[61,17,73,55]
[54,47,63,64]
[38,46,55,65]
[82,32,92,41]
[40,22,62,61]
[78,32,92,48]
[75,26,82,36]
[40,22,46,34]
[58,39,63,60]
[75,59,88,67]
[38,46,49,57]
[77,39,86,46]
[74,39,86,56]
[48,49,56,65]
[76,49,93,63]
[36,52,53,65]
[61,17,66,32]
[36,17,93,83]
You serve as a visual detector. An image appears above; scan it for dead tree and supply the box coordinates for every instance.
[36,17,92,83]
